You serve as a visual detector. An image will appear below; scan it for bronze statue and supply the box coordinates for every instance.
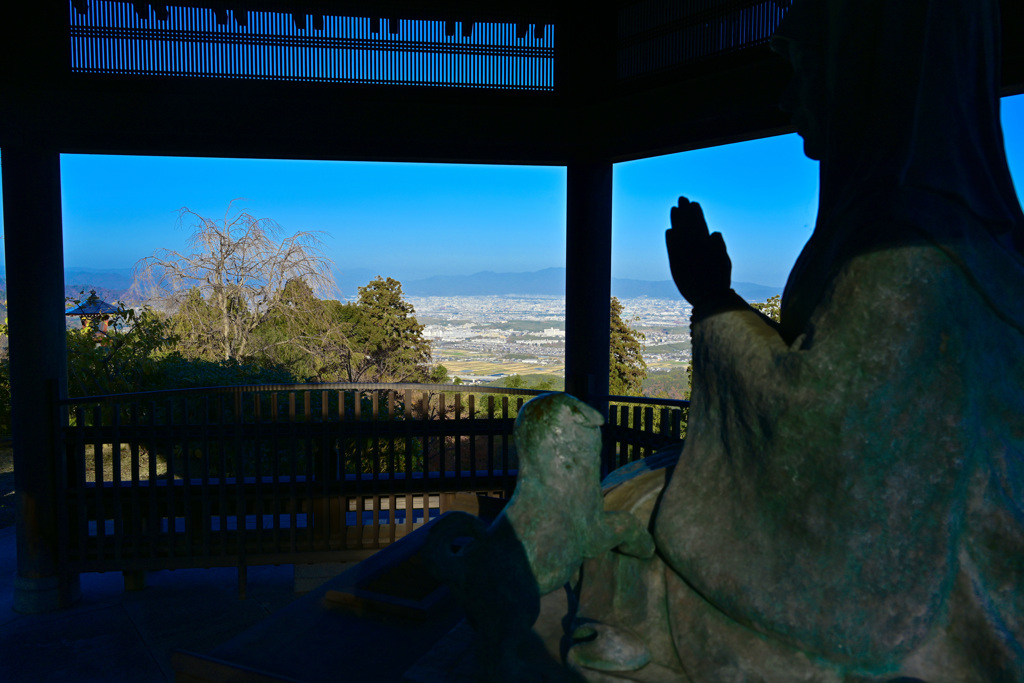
[567,0,1024,680]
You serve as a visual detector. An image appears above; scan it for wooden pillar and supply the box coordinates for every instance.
[564,161,612,416]
[3,145,77,612]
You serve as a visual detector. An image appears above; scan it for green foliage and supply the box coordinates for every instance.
[751,294,782,322]
[0,357,10,437]
[428,364,450,384]
[65,303,176,397]
[645,342,692,354]
[532,376,557,391]
[254,279,351,381]
[164,288,222,361]
[146,356,295,390]
[642,366,692,401]
[342,277,432,383]
[609,297,648,397]
[486,374,563,391]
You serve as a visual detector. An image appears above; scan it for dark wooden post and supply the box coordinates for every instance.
[564,161,612,417]
[3,145,77,612]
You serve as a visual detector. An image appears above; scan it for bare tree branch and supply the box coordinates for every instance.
[130,201,339,362]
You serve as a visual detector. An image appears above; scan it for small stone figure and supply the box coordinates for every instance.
[423,393,654,681]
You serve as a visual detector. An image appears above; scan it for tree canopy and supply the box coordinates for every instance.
[131,203,336,362]
[340,277,433,383]
[609,296,647,397]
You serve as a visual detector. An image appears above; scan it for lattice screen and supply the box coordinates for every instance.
[69,1,556,90]
[618,0,789,80]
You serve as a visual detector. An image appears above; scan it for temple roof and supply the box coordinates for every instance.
[65,292,119,317]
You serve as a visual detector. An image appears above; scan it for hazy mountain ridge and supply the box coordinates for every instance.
[0,267,781,305]
[399,268,781,302]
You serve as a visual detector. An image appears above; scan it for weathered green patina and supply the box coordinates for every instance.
[429,0,1024,679]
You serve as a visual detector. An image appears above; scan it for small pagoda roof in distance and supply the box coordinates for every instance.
[65,291,119,317]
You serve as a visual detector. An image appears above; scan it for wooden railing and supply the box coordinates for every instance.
[55,383,687,578]
[57,383,542,575]
[604,394,689,472]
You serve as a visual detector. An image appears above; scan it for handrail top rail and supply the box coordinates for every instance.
[602,394,691,409]
[60,382,549,406]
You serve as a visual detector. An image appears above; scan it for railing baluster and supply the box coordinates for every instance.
[129,402,142,560]
[254,393,265,555]
[201,395,212,559]
[218,394,229,557]
[644,406,654,460]
[164,398,175,553]
[92,405,106,558]
[75,406,88,564]
[468,394,477,491]
[404,388,413,536]
[343,389,353,551]
[290,392,303,552]
[630,405,641,464]
[182,396,193,559]
[501,396,510,498]
[147,401,158,559]
[386,390,398,542]
[419,390,429,524]
[438,392,447,488]
[371,391,380,487]
[455,392,463,485]
[111,403,123,562]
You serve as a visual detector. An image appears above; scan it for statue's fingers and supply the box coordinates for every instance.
[670,198,709,241]
[690,202,710,236]
[709,231,727,253]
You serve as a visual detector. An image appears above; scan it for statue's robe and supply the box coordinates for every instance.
[655,229,1024,680]
[574,0,1024,680]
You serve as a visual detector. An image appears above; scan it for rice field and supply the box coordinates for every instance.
[442,359,564,378]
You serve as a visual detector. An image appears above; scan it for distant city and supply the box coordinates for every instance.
[41,266,783,386]
[409,295,695,384]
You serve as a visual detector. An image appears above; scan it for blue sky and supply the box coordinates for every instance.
[2,93,1022,292]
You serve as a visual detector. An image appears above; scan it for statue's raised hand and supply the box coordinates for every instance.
[666,197,737,319]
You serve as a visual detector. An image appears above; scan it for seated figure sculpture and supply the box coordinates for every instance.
[564,0,1024,680]
[422,0,1022,679]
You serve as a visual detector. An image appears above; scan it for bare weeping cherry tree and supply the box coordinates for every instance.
[131,202,338,362]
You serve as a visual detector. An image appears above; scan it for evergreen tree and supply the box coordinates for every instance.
[342,277,432,383]
[255,278,352,381]
[609,297,647,396]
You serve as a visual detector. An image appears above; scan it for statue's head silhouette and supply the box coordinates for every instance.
[769,0,1024,337]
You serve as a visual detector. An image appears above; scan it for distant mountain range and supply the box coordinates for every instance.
[0,266,781,305]
[64,267,135,291]
[337,267,782,302]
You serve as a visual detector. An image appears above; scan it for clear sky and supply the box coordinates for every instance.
[2,93,1022,292]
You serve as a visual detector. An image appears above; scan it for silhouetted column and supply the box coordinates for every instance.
[564,161,612,416]
[3,145,76,612]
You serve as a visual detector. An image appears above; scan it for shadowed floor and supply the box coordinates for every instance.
[0,525,297,683]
